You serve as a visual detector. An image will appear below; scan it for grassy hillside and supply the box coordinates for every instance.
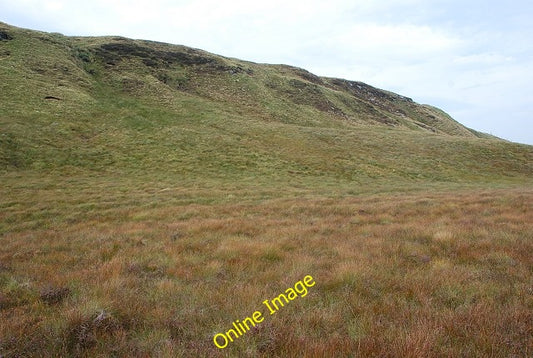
[1,21,531,185]
[1,22,532,357]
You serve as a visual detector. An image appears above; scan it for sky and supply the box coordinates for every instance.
[2,0,532,144]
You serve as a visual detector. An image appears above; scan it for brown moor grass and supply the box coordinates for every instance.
[1,187,532,357]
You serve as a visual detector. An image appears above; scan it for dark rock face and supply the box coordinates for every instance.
[329,78,412,103]
[284,78,345,116]
[92,40,255,79]
[0,31,13,41]
[293,68,324,85]
[94,42,216,67]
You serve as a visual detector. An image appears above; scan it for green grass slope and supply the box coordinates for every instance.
[1,21,531,190]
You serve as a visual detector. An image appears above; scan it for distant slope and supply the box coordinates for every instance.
[1,22,532,186]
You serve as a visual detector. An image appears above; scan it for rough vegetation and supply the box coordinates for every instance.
[0,22,532,357]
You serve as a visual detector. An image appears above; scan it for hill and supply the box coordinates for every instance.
[0,22,532,357]
[1,21,531,187]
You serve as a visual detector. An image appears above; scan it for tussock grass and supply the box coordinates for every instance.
[1,187,531,357]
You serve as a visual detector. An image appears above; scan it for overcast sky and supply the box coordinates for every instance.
[2,0,532,144]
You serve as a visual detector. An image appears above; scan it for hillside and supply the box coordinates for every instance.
[1,21,531,187]
[0,23,532,357]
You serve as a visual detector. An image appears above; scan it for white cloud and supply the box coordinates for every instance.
[453,53,513,65]
[44,1,63,11]
[320,23,462,64]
